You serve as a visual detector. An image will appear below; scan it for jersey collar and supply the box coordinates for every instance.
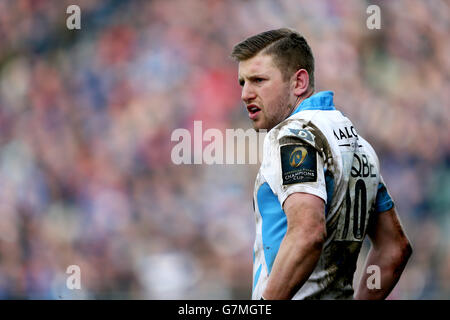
[290,90,336,116]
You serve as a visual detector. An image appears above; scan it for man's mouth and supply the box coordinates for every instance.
[247,104,261,120]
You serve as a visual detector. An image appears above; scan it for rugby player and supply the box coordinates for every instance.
[231,28,412,300]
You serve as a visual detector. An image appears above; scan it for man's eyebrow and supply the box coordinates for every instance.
[248,75,266,80]
[239,74,266,82]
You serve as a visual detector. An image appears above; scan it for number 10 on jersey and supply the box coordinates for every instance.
[335,179,371,241]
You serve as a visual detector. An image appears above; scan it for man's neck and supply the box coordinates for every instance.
[290,90,315,116]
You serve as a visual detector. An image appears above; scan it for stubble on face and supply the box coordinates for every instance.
[258,83,294,131]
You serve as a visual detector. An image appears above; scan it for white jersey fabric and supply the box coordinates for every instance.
[252,91,394,300]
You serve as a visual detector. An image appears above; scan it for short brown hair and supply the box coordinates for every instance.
[231,28,315,89]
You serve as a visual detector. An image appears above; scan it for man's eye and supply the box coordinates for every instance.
[239,80,245,87]
[255,78,264,83]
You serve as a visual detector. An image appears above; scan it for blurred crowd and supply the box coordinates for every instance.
[0,0,448,299]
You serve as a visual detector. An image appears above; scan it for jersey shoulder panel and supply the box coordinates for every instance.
[260,113,328,206]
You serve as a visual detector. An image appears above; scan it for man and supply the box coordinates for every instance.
[231,28,412,300]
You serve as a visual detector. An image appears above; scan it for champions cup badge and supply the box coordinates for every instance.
[289,146,308,168]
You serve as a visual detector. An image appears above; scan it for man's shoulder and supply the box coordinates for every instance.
[269,111,341,153]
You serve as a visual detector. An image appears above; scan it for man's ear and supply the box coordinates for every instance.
[292,69,310,97]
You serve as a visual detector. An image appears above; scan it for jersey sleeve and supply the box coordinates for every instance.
[260,122,327,208]
[374,175,395,213]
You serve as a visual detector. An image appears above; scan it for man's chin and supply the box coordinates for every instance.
[252,120,272,132]
[252,122,263,132]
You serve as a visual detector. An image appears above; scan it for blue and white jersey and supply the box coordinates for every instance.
[252,91,394,300]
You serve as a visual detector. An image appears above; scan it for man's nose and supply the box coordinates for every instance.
[241,83,256,103]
